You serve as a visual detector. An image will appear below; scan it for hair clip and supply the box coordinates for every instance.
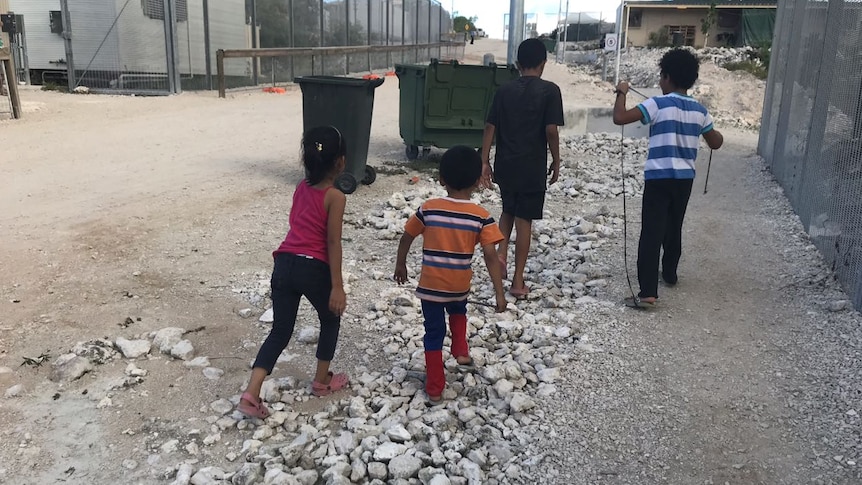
[316,142,323,152]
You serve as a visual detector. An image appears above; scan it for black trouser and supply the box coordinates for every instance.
[637,178,694,299]
[253,253,341,374]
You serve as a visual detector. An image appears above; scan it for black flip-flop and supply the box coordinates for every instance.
[624,296,657,310]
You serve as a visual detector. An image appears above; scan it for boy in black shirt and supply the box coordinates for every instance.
[480,38,565,298]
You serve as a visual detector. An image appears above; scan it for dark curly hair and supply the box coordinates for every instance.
[301,126,346,185]
[440,146,482,190]
[659,48,700,90]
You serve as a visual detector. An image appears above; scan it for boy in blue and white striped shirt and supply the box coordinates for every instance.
[613,49,724,308]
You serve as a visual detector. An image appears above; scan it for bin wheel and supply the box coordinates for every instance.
[406,145,420,160]
[361,166,377,185]
[335,173,358,194]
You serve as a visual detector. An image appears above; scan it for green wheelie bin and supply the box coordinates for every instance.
[395,59,519,160]
[295,76,385,194]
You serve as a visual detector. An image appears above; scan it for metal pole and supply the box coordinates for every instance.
[561,0,569,62]
[203,0,212,90]
[555,0,563,62]
[288,0,295,80]
[250,0,258,85]
[507,0,524,65]
[60,0,75,92]
[614,0,624,85]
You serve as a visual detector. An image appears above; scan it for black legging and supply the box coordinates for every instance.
[253,253,341,374]
[637,178,694,299]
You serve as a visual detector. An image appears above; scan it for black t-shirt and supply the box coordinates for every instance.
[487,76,565,193]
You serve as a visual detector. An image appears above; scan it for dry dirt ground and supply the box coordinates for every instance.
[1,40,860,485]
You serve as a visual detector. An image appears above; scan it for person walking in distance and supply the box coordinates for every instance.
[481,38,565,299]
[613,49,724,308]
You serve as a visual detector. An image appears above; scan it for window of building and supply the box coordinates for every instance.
[666,25,696,46]
[628,9,643,28]
[142,0,188,22]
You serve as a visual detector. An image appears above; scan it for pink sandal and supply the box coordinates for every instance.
[237,392,270,419]
[311,372,349,397]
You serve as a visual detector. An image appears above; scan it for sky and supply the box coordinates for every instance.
[449,0,622,39]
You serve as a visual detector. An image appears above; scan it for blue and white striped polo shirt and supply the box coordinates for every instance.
[637,93,715,180]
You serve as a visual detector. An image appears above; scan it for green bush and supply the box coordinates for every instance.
[723,60,768,80]
[648,27,671,48]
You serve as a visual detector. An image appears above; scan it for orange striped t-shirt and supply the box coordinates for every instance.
[404,197,504,302]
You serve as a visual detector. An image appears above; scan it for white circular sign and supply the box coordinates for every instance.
[605,34,618,51]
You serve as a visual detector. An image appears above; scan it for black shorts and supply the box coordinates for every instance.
[500,189,545,220]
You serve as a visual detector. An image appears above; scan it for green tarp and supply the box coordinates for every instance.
[743,9,776,45]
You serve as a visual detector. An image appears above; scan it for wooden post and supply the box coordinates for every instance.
[217,49,225,98]
[1,48,22,119]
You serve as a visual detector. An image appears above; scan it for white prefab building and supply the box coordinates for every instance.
[8,0,250,84]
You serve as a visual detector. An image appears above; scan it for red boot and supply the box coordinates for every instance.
[424,350,445,400]
[449,314,469,359]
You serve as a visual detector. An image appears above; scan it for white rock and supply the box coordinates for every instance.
[4,384,23,398]
[0,367,12,375]
[122,459,138,470]
[173,463,195,485]
[459,458,484,484]
[203,367,224,380]
[493,379,515,398]
[232,462,263,485]
[348,397,370,418]
[50,353,93,382]
[294,470,318,485]
[171,340,195,361]
[373,442,407,461]
[238,308,254,318]
[386,424,412,443]
[297,327,319,344]
[160,439,179,454]
[333,431,357,455]
[509,393,536,413]
[190,467,225,485]
[388,454,422,480]
[429,476,452,485]
[185,356,211,368]
[153,327,186,353]
[263,469,300,485]
[829,300,850,312]
[211,399,234,415]
[367,462,388,480]
[537,368,561,383]
[259,308,274,323]
[114,337,152,359]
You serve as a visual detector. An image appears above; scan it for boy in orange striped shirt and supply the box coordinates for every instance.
[394,146,507,404]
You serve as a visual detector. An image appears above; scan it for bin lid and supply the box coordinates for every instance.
[295,76,384,89]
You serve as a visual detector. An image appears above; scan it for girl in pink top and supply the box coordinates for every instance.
[238,126,350,419]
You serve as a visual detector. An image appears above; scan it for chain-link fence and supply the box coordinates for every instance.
[227,0,456,89]
[5,0,452,95]
[758,0,862,310]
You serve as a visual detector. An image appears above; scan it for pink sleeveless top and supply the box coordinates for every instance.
[274,181,332,263]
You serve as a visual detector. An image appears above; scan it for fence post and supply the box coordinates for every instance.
[60,0,75,92]
[217,49,225,98]
[250,0,259,86]
[203,0,213,90]
[1,50,21,119]
[163,0,181,94]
